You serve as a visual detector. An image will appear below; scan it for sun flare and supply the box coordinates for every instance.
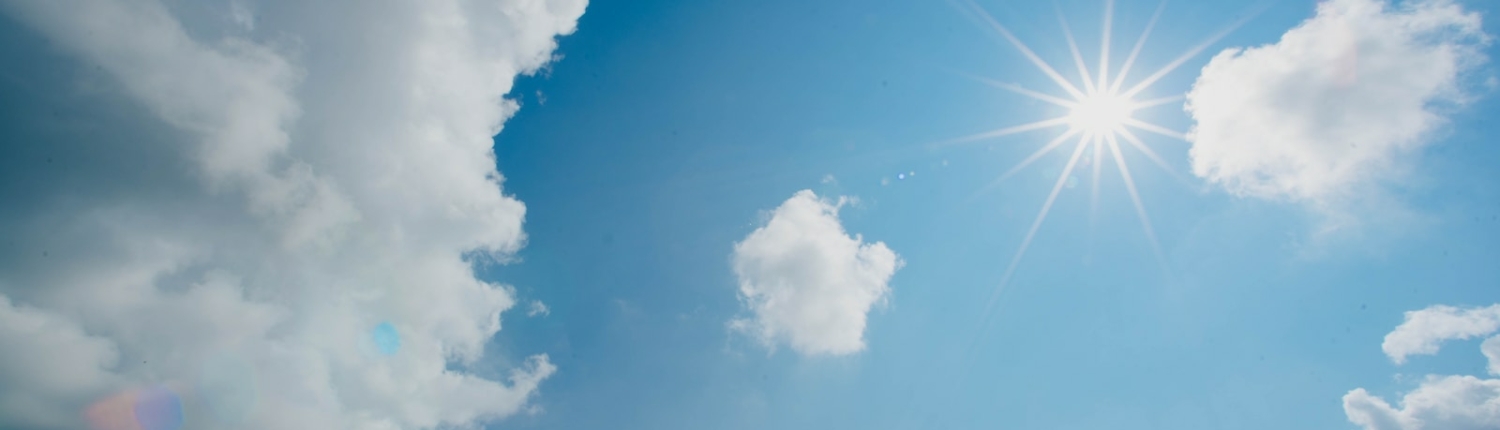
[1068,92,1134,134]
[947,0,1253,322]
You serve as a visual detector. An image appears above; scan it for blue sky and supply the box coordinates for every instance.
[1,0,1498,429]
[489,0,1500,428]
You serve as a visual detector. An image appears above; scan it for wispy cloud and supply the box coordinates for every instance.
[528,301,551,318]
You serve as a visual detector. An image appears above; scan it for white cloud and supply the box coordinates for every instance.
[0,0,584,428]
[528,300,551,317]
[1185,0,1488,205]
[730,190,901,356]
[1382,304,1500,365]
[1344,303,1500,430]
[1484,337,1500,376]
[1344,376,1500,430]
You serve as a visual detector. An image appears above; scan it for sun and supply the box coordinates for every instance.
[944,0,1255,321]
[1068,92,1134,134]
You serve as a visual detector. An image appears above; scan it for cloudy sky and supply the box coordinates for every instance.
[0,0,1497,429]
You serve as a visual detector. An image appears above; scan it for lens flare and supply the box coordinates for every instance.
[946,0,1259,330]
[1068,93,1133,134]
[133,386,183,430]
[84,385,184,430]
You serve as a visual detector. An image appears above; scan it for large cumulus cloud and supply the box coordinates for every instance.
[0,0,584,428]
[1185,0,1488,206]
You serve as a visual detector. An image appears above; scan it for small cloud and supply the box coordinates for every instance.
[1342,302,1500,430]
[729,190,902,356]
[524,404,545,416]
[527,300,550,318]
[1186,0,1489,208]
[1381,304,1500,365]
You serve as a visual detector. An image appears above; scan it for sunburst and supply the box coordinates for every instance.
[947,0,1254,320]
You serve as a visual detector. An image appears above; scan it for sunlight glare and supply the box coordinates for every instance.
[949,0,1241,331]
[1068,93,1133,134]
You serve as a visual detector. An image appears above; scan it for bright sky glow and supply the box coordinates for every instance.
[1068,93,1134,134]
[949,0,1251,319]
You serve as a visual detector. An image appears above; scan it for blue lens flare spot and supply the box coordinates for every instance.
[133,386,183,430]
[372,322,400,356]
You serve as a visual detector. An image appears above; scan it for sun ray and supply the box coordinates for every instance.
[982,135,1091,317]
[990,129,1081,186]
[1087,136,1105,265]
[1113,126,1176,176]
[1105,134,1169,273]
[935,117,1071,148]
[1089,136,1103,225]
[1055,5,1097,95]
[1122,118,1186,141]
[1120,5,1263,99]
[1115,126,1202,192]
[1097,0,1114,91]
[958,71,1077,108]
[960,0,1087,100]
[1109,0,1167,94]
[1130,94,1185,111]
[948,0,1257,345]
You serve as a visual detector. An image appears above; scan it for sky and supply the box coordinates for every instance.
[1,0,1499,430]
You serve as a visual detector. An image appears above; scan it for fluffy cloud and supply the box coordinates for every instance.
[730,190,901,356]
[1344,376,1500,430]
[0,0,584,428]
[1484,337,1500,376]
[1382,304,1500,364]
[0,296,120,429]
[1185,0,1488,205]
[1343,304,1500,430]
